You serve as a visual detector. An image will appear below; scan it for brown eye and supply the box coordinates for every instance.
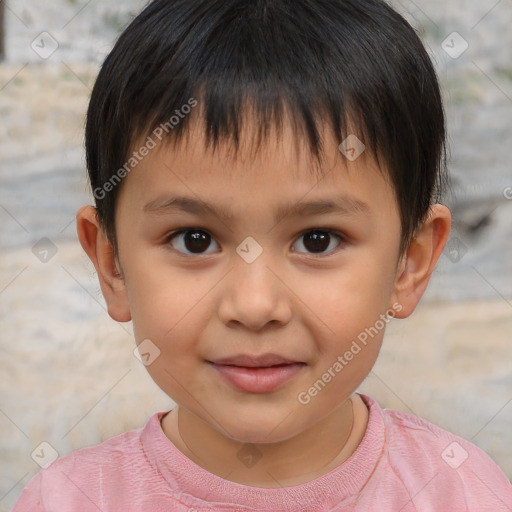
[292,229,342,255]
[184,231,211,253]
[169,229,220,255]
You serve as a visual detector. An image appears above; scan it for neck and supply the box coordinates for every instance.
[161,394,368,487]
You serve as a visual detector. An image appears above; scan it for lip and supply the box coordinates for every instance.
[208,354,306,393]
[212,354,299,368]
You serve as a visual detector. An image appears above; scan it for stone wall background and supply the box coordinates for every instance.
[1,0,511,509]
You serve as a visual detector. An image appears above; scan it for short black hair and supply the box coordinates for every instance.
[85,0,447,255]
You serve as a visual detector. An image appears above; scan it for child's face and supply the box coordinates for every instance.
[113,119,404,443]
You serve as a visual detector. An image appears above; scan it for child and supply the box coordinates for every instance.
[13,0,512,510]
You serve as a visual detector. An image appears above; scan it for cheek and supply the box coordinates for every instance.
[125,262,205,345]
[128,273,209,394]
[298,260,395,336]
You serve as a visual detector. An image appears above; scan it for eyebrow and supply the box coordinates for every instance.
[143,195,369,223]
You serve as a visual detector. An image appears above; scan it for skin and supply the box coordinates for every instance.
[77,116,451,488]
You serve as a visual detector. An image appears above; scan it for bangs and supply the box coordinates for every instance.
[121,0,407,168]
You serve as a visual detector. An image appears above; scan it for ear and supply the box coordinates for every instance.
[391,204,451,318]
[76,206,131,322]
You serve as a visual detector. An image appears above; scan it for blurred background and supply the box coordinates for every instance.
[0,0,511,508]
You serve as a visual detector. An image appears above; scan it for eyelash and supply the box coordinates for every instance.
[164,228,346,258]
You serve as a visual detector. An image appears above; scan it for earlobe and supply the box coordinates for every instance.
[76,206,132,323]
[392,204,451,318]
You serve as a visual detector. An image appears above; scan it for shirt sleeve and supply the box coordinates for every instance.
[11,472,46,512]
[382,408,512,511]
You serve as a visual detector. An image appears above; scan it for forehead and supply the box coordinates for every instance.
[123,114,395,214]
[135,110,377,179]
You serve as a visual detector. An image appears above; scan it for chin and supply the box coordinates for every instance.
[217,407,309,445]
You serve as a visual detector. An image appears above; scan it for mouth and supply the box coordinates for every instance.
[207,354,306,393]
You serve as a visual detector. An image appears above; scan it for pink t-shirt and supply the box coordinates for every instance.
[13,394,512,511]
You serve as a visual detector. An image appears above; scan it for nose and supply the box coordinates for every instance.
[217,254,292,331]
